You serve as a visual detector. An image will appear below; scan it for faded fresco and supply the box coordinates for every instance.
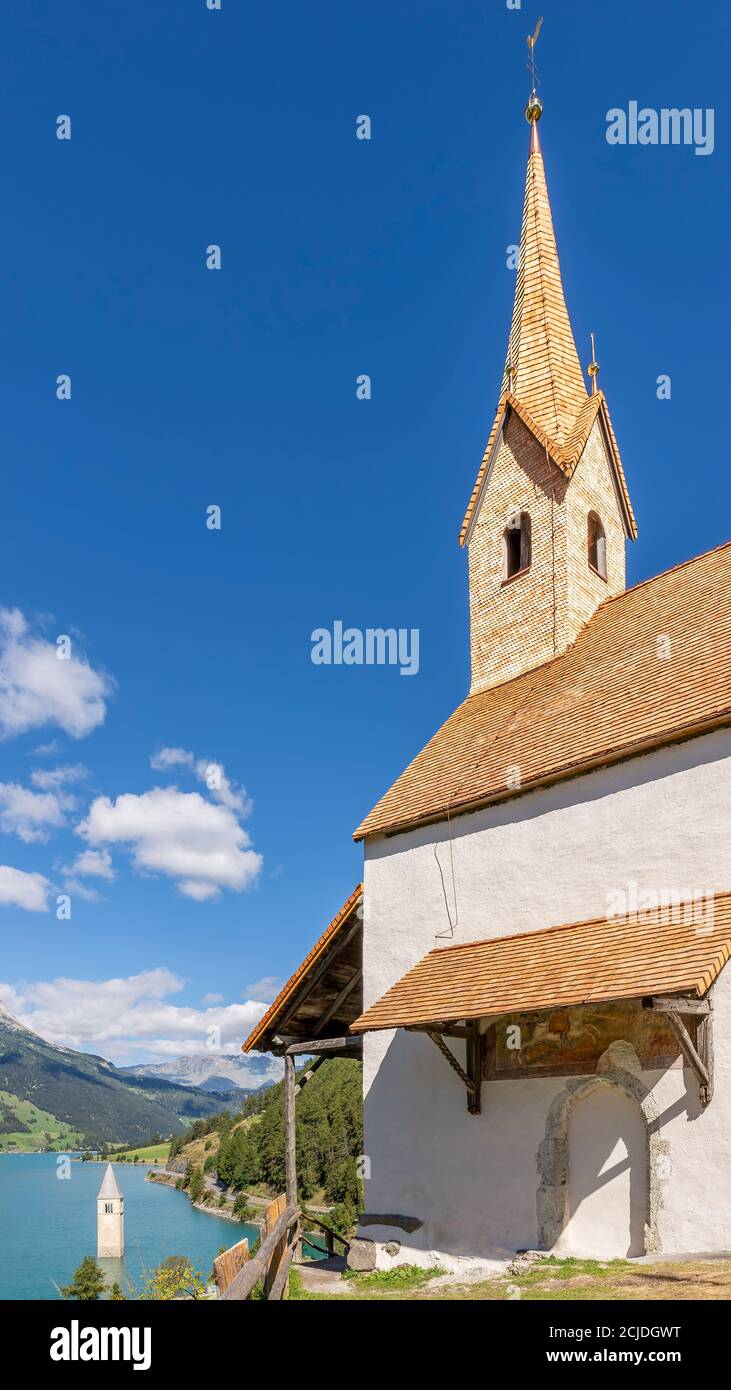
[484,999,688,1079]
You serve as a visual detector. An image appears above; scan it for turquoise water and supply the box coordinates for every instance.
[0,1153,260,1300]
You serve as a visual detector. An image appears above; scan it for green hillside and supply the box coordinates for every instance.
[0,1006,228,1150]
[172,1057,363,1225]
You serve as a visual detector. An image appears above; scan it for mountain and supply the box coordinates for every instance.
[120,1052,281,1094]
[0,1003,230,1150]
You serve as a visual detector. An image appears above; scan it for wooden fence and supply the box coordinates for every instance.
[213,1236,250,1296]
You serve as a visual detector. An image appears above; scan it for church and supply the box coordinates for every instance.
[243,80,731,1269]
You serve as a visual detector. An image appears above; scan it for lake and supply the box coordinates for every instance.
[0,1153,260,1300]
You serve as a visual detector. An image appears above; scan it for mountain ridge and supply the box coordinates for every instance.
[120,1052,280,1093]
[0,1004,229,1149]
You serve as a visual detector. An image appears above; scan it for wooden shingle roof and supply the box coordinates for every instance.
[351,892,731,1033]
[354,542,731,840]
[501,121,588,446]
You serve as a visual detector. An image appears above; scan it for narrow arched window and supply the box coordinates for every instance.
[587,512,607,580]
[503,511,531,581]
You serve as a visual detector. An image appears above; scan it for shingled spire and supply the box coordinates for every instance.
[459,53,636,695]
[500,115,588,444]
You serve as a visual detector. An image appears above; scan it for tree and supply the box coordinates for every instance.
[141,1256,206,1301]
[60,1256,107,1301]
[188,1165,205,1203]
[233,1192,255,1222]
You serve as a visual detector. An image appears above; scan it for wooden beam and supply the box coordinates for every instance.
[294,1054,325,1095]
[275,917,361,1032]
[285,1035,362,1056]
[664,1012,710,1089]
[405,1022,474,1039]
[643,995,709,1016]
[220,1203,298,1300]
[267,1242,295,1301]
[314,968,362,1037]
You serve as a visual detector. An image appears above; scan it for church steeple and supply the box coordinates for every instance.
[459,43,637,695]
[500,105,588,445]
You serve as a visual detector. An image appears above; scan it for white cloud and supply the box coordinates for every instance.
[0,609,113,740]
[63,847,116,880]
[0,865,50,911]
[31,763,88,791]
[194,759,252,816]
[1,967,268,1064]
[31,739,61,757]
[0,782,72,843]
[202,992,224,1006]
[150,746,252,817]
[150,747,195,771]
[76,786,262,901]
[244,976,283,1004]
[63,877,101,903]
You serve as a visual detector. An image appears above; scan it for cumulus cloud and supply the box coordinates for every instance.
[244,976,283,1004]
[150,747,252,817]
[0,865,50,911]
[202,992,224,1006]
[63,878,101,903]
[0,609,113,740]
[30,763,88,791]
[76,786,262,901]
[0,968,269,1064]
[0,782,72,843]
[63,847,116,880]
[150,747,194,771]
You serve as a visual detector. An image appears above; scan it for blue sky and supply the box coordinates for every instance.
[0,1,728,1067]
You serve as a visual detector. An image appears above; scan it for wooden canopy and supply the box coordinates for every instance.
[351,895,731,1034]
[243,885,363,1057]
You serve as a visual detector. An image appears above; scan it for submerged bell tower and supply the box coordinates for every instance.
[97,1163,125,1259]
[460,34,637,693]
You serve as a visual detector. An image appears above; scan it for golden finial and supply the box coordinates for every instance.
[525,17,544,124]
[588,333,600,394]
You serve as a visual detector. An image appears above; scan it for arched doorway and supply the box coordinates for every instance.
[562,1086,646,1257]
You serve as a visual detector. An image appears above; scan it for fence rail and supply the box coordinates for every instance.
[220,1202,298,1301]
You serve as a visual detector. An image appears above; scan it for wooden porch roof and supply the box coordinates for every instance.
[243,885,363,1055]
[351,892,731,1033]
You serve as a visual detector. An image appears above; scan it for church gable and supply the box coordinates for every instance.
[565,415,627,634]
[468,409,569,692]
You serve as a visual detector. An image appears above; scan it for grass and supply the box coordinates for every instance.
[0,1090,82,1152]
[341,1263,446,1290]
[290,1255,731,1301]
[110,1141,171,1163]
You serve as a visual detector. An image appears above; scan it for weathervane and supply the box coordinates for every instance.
[525,17,544,124]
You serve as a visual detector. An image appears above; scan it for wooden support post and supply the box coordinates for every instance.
[697,999,714,1106]
[426,1029,481,1114]
[643,994,714,1105]
[284,1053,300,1263]
[466,1019,482,1116]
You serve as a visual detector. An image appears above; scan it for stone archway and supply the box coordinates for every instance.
[536,1068,668,1256]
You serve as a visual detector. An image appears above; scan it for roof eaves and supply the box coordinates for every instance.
[242,884,363,1054]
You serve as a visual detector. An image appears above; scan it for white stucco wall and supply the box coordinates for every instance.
[361,728,731,1266]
